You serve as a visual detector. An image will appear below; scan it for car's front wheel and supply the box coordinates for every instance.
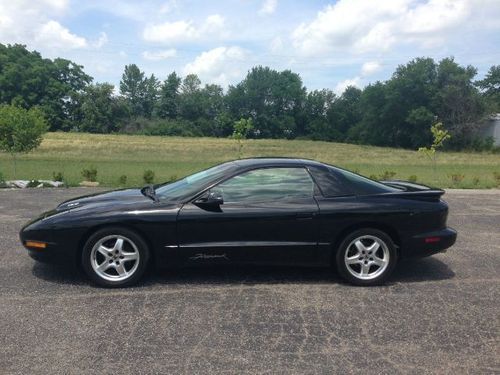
[336,228,397,286]
[82,227,150,287]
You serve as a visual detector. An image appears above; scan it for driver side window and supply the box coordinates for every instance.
[212,167,314,203]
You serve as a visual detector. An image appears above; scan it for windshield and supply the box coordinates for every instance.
[156,162,236,202]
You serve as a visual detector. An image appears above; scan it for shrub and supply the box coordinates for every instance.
[118,175,127,185]
[0,104,48,178]
[472,177,480,186]
[408,175,418,183]
[52,171,64,182]
[81,166,97,182]
[450,174,465,185]
[143,169,155,184]
[494,172,500,186]
[127,118,203,137]
[26,180,41,188]
[379,170,396,180]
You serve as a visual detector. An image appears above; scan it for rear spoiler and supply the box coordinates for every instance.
[379,180,445,201]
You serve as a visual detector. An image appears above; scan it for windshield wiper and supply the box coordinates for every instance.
[140,185,159,202]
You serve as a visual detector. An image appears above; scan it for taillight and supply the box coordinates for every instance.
[425,237,441,243]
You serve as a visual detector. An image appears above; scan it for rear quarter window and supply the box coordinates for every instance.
[333,167,398,195]
[308,165,398,197]
[307,166,353,197]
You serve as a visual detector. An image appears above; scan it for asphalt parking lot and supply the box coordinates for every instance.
[0,188,498,374]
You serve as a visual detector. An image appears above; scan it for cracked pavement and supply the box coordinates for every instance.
[0,188,499,374]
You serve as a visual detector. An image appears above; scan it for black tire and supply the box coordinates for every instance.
[336,228,398,286]
[82,227,150,287]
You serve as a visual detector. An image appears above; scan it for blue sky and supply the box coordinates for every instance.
[1,0,500,93]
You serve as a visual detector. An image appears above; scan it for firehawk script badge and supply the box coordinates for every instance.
[189,253,229,261]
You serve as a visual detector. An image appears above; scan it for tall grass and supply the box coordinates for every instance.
[0,132,499,188]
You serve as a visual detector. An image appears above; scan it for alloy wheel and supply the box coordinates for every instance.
[90,235,140,282]
[344,235,390,280]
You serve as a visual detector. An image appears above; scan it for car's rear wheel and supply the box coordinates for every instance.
[336,228,397,286]
[82,227,150,287]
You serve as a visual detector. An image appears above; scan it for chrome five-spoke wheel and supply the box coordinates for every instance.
[91,235,140,282]
[82,227,149,287]
[344,235,389,280]
[336,228,397,286]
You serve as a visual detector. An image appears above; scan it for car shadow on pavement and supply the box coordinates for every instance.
[32,256,455,287]
[31,262,87,285]
[391,257,455,283]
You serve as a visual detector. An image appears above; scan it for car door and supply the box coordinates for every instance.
[176,167,322,265]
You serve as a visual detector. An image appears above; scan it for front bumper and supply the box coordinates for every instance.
[20,228,78,266]
[402,227,457,258]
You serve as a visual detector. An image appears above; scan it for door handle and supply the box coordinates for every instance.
[296,212,315,220]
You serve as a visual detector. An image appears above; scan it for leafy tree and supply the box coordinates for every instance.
[142,74,160,119]
[79,83,129,133]
[418,122,451,175]
[434,58,485,148]
[226,66,306,138]
[327,86,362,141]
[0,104,48,177]
[197,84,225,135]
[0,44,91,130]
[120,64,145,118]
[405,107,435,147]
[303,89,335,140]
[157,72,182,119]
[232,118,253,158]
[477,65,500,112]
[352,57,484,149]
[179,74,203,121]
[351,82,390,145]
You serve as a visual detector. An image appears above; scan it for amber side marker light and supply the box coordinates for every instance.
[25,241,47,249]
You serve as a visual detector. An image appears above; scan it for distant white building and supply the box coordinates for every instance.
[480,114,500,146]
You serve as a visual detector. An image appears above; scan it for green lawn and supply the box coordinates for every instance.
[0,132,499,188]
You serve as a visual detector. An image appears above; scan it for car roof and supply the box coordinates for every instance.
[232,157,326,169]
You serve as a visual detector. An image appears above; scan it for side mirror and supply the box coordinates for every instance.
[194,191,224,210]
[207,191,224,205]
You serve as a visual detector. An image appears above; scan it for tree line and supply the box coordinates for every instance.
[1,43,499,150]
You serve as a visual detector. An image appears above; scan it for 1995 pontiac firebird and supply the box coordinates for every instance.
[20,158,457,287]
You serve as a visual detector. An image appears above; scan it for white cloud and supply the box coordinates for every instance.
[260,0,278,15]
[183,46,247,86]
[270,36,283,53]
[143,20,197,43]
[35,20,88,49]
[142,48,177,61]
[159,0,178,14]
[335,60,384,94]
[334,77,361,95]
[41,0,68,12]
[0,1,108,52]
[361,61,382,76]
[292,0,478,56]
[204,14,225,32]
[93,32,108,48]
[143,14,226,44]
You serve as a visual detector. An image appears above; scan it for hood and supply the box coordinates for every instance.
[57,189,151,211]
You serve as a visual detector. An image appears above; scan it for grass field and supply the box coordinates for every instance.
[0,132,499,188]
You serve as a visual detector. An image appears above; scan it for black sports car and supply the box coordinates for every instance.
[20,158,456,287]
